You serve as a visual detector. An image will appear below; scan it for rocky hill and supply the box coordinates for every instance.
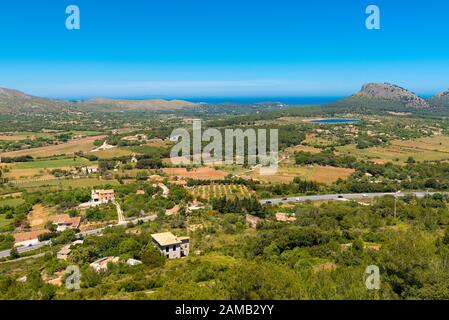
[355,83,429,108]
[325,83,430,113]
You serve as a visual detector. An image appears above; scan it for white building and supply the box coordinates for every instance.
[151,232,190,259]
[81,166,98,175]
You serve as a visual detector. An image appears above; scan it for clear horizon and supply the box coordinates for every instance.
[1,0,449,98]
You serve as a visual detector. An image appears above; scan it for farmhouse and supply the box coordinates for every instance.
[91,189,115,205]
[151,232,190,259]
[49,214,81,232]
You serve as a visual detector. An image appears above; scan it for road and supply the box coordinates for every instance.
[113,201,126,224]
[0,252,47,264]
[0,241,49,259]
[1,191,442,260]
[260,191,445,205]
[0,214,158,260]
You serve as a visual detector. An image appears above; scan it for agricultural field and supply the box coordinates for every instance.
[3,157,93,183]
[12,157,91,169]
[15,178,118,190]
[91,147,137,159]
[0,134,28,141]
[191,184,254,199]
[303,134,339,148]
[0,135,106,158]
[283,144,322,156]
[0,130,103,140]
[338,135,449,164]
[163,167,229,180]
[0,197,24,207]
[237,164,354,184]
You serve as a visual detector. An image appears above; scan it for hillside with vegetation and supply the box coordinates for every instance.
[428,89,449,108]
[0,88,71,114]
[75,98,197,112]
[3,84,449,300]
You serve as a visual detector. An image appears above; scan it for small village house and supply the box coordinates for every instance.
[49,214,81,232]
[91,189,115,205]
[151,232,190,259]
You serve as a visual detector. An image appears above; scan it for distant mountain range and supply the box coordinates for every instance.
[0,87,197,114]
[1,84,449,114]
[76,98,196,112]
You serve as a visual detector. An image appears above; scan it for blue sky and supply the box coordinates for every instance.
[0,0,449,99]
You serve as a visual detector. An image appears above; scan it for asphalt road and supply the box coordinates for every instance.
[260,191,444,205]
[0,214,158,260]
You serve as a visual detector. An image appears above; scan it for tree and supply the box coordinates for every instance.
[0,168,7,186]
[119,238,141,257]
[139,243,166,268]
[10,247,19,259]
[45,221,57,233]
[406,157,416,164]
[224,260,304,299]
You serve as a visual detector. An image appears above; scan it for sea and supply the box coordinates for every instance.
[67,96,343,105]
